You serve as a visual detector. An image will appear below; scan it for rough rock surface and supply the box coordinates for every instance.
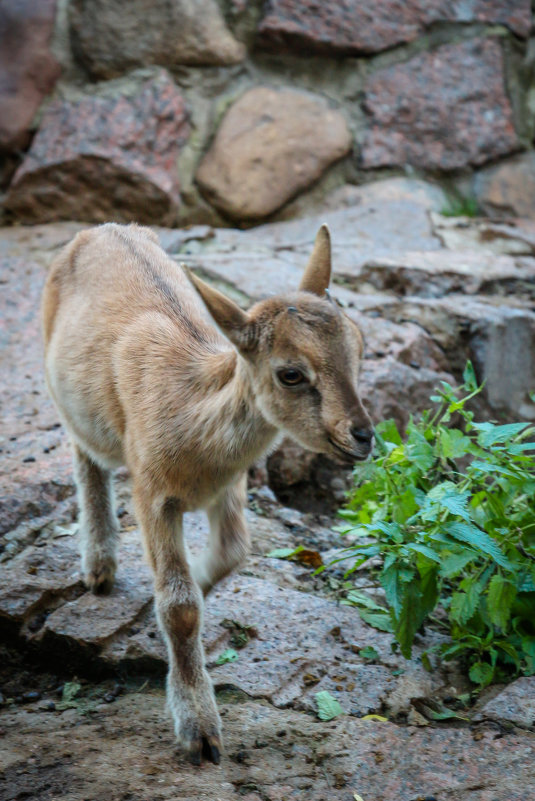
[1,693,534,801]
[362,38,519,171]
[474,677,535,729]
[256,0,532,55]
[2,521,445,719]
[0,0,61,152]
[196,88,352,220]
[475,153,535,217]
[5,72,190,225]
[68,0,245,78]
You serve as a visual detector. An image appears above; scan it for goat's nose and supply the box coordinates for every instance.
[350,425,374,447]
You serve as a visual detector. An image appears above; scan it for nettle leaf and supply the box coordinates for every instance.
[392,488,419,524]
[487,575,517,631]
[440,550,479,578]
[450,584,480,626]
[471,461,521,480]
[424,482,471,522]
[376,418,403,446]
[474,422,530,448]
[381,564,415,618]
[394,580,424,659]
[439,428,473,460]
[407,543,442,563]
[445,522,512,570]
[462,360,478,392]
[346,591,386,612]
[357,608,394,632]
[405,428,435,472]
[316,691,344,721]
[469,661,494,687]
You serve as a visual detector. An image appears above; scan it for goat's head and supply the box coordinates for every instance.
[184,225,373,464]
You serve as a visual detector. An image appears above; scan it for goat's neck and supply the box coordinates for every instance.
[188,348,277,468]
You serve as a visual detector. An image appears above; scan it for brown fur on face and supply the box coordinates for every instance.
[41,222,372,764]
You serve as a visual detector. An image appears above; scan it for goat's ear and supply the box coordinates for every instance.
[299,224,331,296]
[181,265,255,350]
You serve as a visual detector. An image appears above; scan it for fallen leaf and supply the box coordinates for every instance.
[412,697,469,722]
[316,690,343,721]
[215,649,239,665]
[361,714,388,722]
[293,549,323,569]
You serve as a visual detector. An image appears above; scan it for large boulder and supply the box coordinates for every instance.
[68,0,245,79]
[5,72,190,225]
[196,87,352,221]
[0,0,61,152]
[362,38,519,171]
[256,0,531,56]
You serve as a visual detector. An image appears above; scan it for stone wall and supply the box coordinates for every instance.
[1,0,535,227]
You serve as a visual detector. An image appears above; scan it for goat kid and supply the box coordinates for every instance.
[42,222,373,764]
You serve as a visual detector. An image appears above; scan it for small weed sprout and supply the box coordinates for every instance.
[440,196,479,218]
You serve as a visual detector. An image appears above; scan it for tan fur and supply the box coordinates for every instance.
[42,222,373,764]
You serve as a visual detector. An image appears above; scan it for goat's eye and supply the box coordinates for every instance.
[277,368,305,386]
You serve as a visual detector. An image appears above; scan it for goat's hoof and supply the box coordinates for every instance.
[188,734,221,766]
[83,559,117,594]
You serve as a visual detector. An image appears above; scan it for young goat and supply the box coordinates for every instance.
[42,222,373,764]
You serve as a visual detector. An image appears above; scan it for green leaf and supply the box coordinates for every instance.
[381,564,415,618]
[474,422,530,448]
[421,652,432,673]
[424,482,471,522]
[487,575,517,631]
[359,646,379,661]
[470,461,521,479]
[415,699,469,721]
[407,543,442,563]
[375,418,403,446]
[56,680,82,710]
[346,591,386,612]
[394,580,424,659]
[440,550,479,578]
[439,428,473,460]
[469,661,494,687]
[215,648,239,665]
[405,427,435,471]
[462,360,478,392]
[357,608,394,632]
[444,521,512,570]
[450,584,480,626]
[316,691,343,721]
[266,546,304,559]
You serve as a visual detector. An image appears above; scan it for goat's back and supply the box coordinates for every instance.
[42,223,226,467]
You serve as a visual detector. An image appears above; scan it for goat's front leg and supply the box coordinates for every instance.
[191,474,250,596]
[133,485,222,764]
[74,443,119,594]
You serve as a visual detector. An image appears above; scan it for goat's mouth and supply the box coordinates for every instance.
[328,437,368,465]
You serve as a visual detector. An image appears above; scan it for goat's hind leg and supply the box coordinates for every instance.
[191,473,250,596]
[74,443,119,594]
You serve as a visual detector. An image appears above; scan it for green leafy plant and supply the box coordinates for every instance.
[338,363,535,687]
